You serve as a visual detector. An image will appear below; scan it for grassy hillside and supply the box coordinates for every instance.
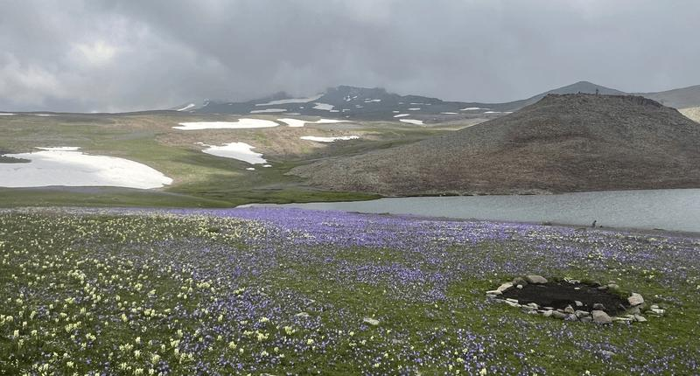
[0,112,470,207]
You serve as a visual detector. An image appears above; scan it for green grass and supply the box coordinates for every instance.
[0,113,416,207]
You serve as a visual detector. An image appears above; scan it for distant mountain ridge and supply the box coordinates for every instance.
[290,93,700,195]
[175,81,700,123]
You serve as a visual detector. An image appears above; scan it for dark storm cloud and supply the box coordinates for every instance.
[1,0,699,112]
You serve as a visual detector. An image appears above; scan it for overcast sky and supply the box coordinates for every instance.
[1,0,699,112]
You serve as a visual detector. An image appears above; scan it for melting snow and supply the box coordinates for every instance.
[200,142,267,164]
[393,114,410,118]
[255,94,323,106]
[0,113,15,116]
[277,118,348,128]
[0,147,172,189]
[176,103,196,111]
[400,119,424,125]
[300,136,359,143]
[313,103,335,111]
[461,107,483,111]
[249,108,287,114]
[484,111,501,114]
[174,119,279,130]
[441,112,459,115]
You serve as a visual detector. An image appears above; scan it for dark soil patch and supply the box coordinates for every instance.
[501,281,630,315]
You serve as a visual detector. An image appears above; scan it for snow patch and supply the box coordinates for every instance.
[174,119,279,130]
[200,142,267,164]
[0,113,15,116]
[0,147,172,189]
[300,136,359,143]
[277,118,348,128]
[400,119,424,125]
[313,103,334,111]
[176,103,196,111]
[393,114,410,118]
[255,94,323,106]
[249,108,287,114]
[408,108,421,111]
[460,107,483,111]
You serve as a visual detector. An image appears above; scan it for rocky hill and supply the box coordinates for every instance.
[290,94,700,195]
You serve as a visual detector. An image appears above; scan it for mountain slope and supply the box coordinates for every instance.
[637,85,700,109]
[190,85,503,122]
[290,94,700,195]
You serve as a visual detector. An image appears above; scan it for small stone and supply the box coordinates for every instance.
[525,275,548,284]
[650,307,665,315]
[552,311,567,319]
[607,283,620,290]
[575,301,583,307]
[506,298,519,304]
[295,312,310,318]
[542,310,553,317]
[496,282,514,293]
[613,316,634,323]
[564,305,575,314]
[516,284,523,289]
[634,314,647,322]
[527,303,539,310]
[580,316,593,323]
[486,290,502,296]
[363,317,380,326]
[601,350,616,358]
[505,301,520,308]
[597,285,609,291]
[628,306,641,315]
[592,310,612,324]
[575,310,590,318]
[593,303,605,310]
[628,293,644,306]
[512,277,528,286]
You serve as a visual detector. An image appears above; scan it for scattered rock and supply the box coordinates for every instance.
[575,310,590,318]
[295,312,310,318]
[593,303,605,310]
[650,307,665,315]
[564,305,575,314]
[516,284,523,289]
[486,290,502,296]
[363,317,380,326]
[552,311,567,319]
[634,314,647,322]
[496,282,513,293]
[575,300,583,307]
[512,277,528,286]
[580,316,593,323]
[628,293,644,306]
[525,275,548,284]
[542,310,553,317]
[592,310,612,324]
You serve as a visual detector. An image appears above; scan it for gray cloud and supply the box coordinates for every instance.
[1,0,699,112]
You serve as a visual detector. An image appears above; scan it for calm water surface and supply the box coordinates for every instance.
[250,189,700,233]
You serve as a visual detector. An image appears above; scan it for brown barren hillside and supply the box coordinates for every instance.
[290,94,700,195]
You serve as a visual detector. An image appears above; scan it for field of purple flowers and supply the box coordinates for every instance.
[1,207,699,375]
